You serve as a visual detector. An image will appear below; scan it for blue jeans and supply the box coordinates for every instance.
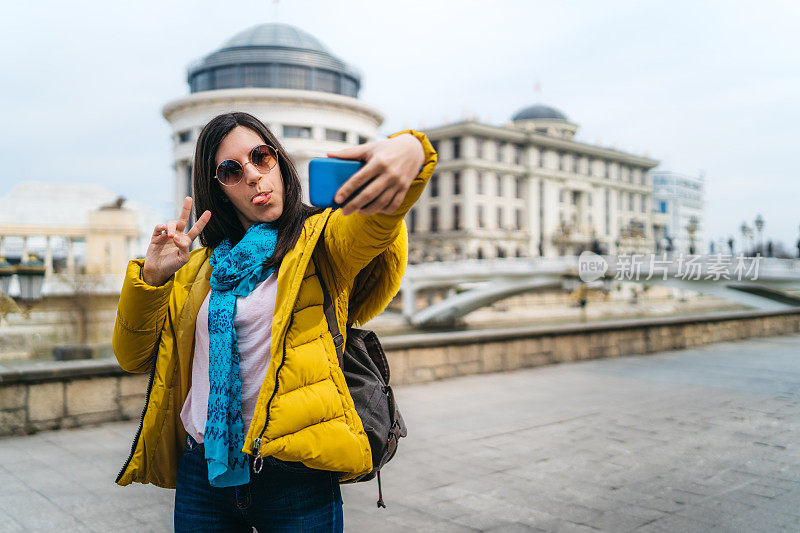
[174,436,343,532]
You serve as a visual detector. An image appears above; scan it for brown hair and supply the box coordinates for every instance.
[192,112,323,271]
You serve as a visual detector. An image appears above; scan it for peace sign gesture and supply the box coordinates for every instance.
[142,197,211,286]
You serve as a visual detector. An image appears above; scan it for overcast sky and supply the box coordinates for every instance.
[1,1,798,249]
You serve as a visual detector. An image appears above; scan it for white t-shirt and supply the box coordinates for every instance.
[179,272,278,443]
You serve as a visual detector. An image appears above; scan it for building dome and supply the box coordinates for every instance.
[512,104,568,122]
[187,23,361,97]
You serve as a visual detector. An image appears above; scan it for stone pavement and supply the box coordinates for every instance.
[2,334,800,532]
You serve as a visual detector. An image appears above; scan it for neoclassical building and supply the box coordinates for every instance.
[163,23,383,215]
[409,105,660,261]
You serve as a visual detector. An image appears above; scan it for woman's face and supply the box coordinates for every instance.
[215,126,284,230]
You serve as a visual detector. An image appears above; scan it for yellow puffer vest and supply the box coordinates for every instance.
[112,130,436,489]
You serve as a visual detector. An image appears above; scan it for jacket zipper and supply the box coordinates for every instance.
[115,334,161,483]
[252,313,294,473]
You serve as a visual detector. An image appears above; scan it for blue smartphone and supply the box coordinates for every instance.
[308,158,367,208]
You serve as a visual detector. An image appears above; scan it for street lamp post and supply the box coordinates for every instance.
[754,214,765,255]
[687,216,699,255]
[740,222,751,256]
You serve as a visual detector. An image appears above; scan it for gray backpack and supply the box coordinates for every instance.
[312,251,407,508]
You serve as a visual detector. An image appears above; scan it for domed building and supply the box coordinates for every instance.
[510,104,578,140]
[409,104,660,261]
[163,23,383,211]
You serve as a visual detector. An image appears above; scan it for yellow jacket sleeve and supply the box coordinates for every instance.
[323,129,437,279]
[112,259,173,373]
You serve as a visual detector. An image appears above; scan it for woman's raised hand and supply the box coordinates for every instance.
[327,133,425,216]
[142,197,211,286]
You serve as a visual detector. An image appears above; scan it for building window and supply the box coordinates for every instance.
[243,64,271,88]
[515,208,523,230]
[193,71,212,92]
[186,164,193,213]
[453,171,461,195]
[496,174,503,197]
[515,176,523,199]
[588,157,594,176]
[640,195,647,213]
[514,144,523,165]
[497,247,506,258]
[283,125,312,138]
[430,206,439,232]
[430,174,439,197]
[358,135,369,144]
[496,206,503,228]
[477,173,484,195]
[178,130,191,143]
[214,66,239,89]
[659,200,667,213]
[571,191,579,206]
[475,137,484,159]
[628,193,634,211]
[605,189,610,235]
[341,77,357,97]
[605,162,610,179]
[325,129,347,142]
[558,151,565,171]
[452,137,461,159]
[587,193,593,207]
[538,150,546,167]
[314,70,337,93]
[431,140,439,154]
[408,209,416,233]
[477,205,485,228]
[278,65,308,89]
[559,189,565,203]
[453,204,461,230]
[496,140,504,162]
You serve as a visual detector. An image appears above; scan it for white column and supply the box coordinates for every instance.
[22,237,29,261]
[66,238,75,276]
[44,236,53,277]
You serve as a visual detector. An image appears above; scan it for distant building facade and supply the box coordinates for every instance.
[0,183,160,278]
[651,171,705,254]
[412,105,659,262]
[162,23,383,216]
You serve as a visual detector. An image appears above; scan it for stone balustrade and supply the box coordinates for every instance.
[2,308,800,436]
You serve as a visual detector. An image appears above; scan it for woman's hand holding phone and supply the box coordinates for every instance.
[142,197,211,286]
[326,133,425,216]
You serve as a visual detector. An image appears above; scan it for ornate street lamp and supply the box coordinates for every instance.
[15,255,46,301]
[687,216,699,255]
[754,214,765,255]
[740,222,749,255]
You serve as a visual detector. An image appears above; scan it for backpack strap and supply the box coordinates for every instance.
[312,230,345,368]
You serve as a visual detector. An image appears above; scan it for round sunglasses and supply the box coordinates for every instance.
[215,144,279,186]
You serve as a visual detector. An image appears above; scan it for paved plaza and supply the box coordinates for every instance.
[2,334,800,532]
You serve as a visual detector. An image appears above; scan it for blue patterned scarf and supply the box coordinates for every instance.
[206,222,278,487]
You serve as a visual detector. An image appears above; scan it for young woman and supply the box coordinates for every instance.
[112,111,436,531]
